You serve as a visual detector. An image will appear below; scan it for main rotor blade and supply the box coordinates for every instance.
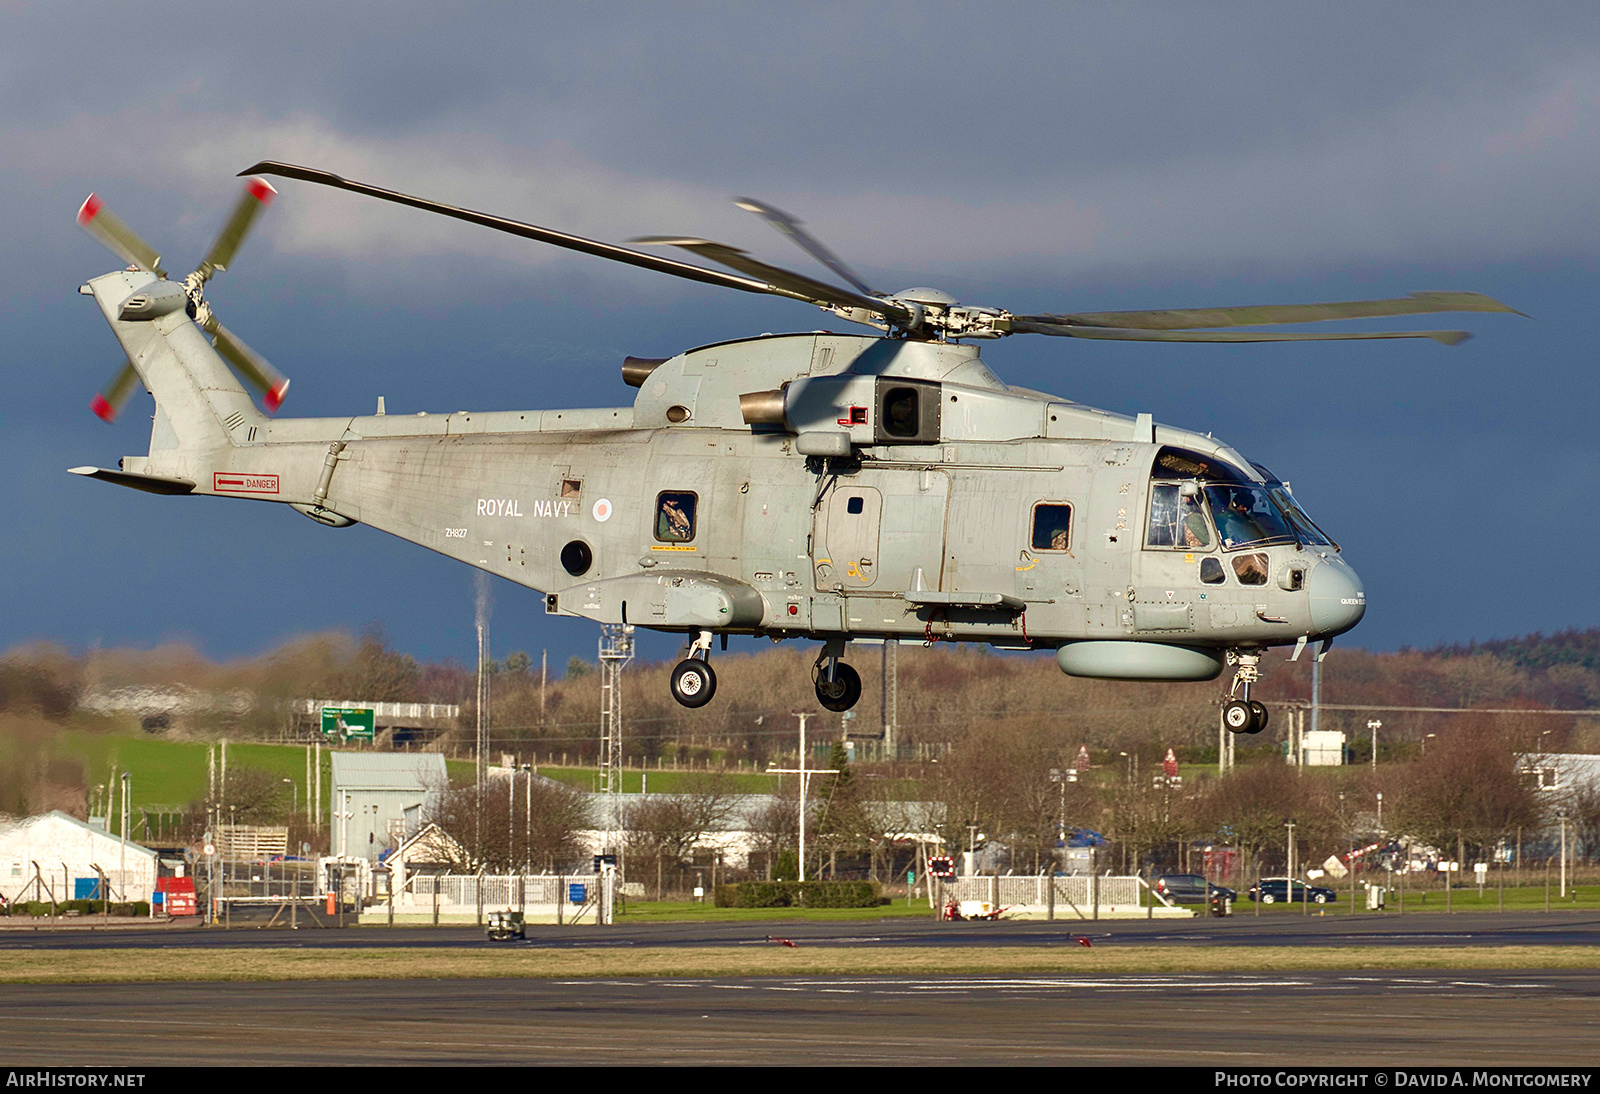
[1020,292,1521,332]
[202,316,290,412]
[77,195,165,277]
[1008,321,1472,345]
[630,236,912,325]
[89,360,142,423]
[732,196,877,296]
[240,161,784,299]
[196,177,276,283]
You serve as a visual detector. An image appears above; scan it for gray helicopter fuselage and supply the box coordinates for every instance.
[81,266,1364,682]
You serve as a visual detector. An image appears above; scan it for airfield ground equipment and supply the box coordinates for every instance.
[72,164,1519,724]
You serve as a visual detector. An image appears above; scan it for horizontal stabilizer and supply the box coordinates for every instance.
[68,466,195,495]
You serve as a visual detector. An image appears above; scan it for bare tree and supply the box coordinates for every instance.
[1387,718,1546,862]
[623,772,738,896]
[427,776,591,872]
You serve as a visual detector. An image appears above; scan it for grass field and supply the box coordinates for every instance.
[2,945,1599,985]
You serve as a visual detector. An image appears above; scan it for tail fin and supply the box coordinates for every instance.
[81,270,265,474]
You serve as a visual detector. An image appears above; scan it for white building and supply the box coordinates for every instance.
[329,752,449,863]
[0,811,159,904]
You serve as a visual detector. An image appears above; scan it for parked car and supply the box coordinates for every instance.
[1153,874,1237,904]
[1247,877,1338,904]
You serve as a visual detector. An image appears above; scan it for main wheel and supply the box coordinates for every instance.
[1248,700,1269,734]
[1223,700,1255,734]
[1261,893,1276,904]
[1313,893,1328,904]
[815,662,863,712]
[670,659,717,708]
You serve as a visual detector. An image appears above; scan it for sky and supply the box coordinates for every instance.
[3,1,1598,675]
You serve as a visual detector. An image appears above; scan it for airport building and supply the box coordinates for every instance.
[329,751,449,863]
[0,810,159,905]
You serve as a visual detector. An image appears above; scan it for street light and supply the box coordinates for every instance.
[1367,720,1382,771]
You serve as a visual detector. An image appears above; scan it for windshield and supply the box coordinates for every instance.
[1249,461,1335,547]
[1205,485,1296,550]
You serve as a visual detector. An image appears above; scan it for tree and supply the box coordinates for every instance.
[622,772,737,896]
[427,776,591,872]
[1386,718,1546,862]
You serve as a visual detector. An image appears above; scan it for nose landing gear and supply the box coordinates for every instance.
[669,630,718,708]
[812,639,862,712]
[1223,650,1269,734]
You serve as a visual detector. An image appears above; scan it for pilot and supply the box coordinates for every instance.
[1214,491,1259,547]
[1181,505,1211,549]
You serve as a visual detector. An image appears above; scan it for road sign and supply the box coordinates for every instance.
[321,706,375,740]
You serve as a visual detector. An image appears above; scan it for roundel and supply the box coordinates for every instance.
[592,498,613,523]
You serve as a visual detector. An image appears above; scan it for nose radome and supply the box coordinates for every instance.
[1308,559,1366,638]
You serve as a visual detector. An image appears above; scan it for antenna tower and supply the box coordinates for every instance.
[598,623,635,848]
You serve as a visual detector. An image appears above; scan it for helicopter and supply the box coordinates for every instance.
[70,163,1518,732]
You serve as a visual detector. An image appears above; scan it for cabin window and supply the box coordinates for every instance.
[846,496,865,515]
[654,491,698,542]
[1030,503,1074,552]
[1200,557,1225,584]
[1146,484,1213,550]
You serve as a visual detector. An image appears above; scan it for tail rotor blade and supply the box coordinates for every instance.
[89,360,142,422]
[77,194,165,277]
[205,318,290,412]
[195,177,276,283]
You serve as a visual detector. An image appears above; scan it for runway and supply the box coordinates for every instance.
[4,970,1598,1066]
[5,909,1600,951]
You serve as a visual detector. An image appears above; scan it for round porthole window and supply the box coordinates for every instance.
[665,405,691,423]
[561,540,593,576]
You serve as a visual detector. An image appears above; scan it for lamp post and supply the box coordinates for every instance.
[1376,791,1384,832]
[1367,720,1382,771]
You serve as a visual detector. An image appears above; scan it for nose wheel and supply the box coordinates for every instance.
[669,630,718,709]
[1223,651,1270,734]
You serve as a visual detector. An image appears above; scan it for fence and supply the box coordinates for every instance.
[942,874,1183,919]
[382,872,608,925]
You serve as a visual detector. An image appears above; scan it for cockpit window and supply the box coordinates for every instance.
[1146,485,1213,550]
[1248,462,1335,547]
[1151,446,1249,484]
[1205,485,1295,550]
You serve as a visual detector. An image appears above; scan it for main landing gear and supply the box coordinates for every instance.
[1223,650,1269,735]
[812,639,862,712]
[669,630,717,709]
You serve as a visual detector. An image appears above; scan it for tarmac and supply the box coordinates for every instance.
[4,910,1599,1065]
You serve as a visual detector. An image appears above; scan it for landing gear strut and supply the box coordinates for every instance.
[669,630,717,709]
[1223,650,1269,734]
[812,640,862,712]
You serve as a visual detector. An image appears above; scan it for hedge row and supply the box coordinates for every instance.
[714,881,884,908]
[3,900,151,917]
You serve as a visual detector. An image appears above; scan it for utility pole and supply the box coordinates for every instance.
[881,639,898,761]
[767,713,838,881]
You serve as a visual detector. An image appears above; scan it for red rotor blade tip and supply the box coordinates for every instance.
[264,378,290,413]
[246,178,277,205]
[77,194,103,226]
[90,393,116,422]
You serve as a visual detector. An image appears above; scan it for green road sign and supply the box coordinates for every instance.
[321,706,375,740]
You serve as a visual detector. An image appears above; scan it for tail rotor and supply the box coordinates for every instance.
[77,178,288,419]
